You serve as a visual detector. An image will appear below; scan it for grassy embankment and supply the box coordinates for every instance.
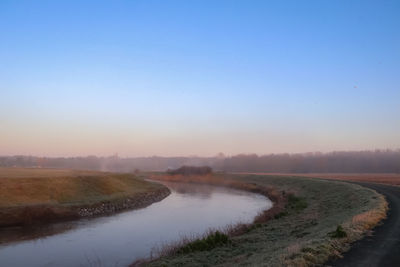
[140,173,387,266]
[264,173,400,186]
[0,168,170,227]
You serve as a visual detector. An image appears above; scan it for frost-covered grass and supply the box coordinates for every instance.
[144,174,387,267]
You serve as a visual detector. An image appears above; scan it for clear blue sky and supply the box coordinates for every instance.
[1,0,399,157]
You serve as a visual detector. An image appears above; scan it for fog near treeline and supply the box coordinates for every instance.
[1,150,400,173]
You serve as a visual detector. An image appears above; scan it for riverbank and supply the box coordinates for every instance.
[140,173,387,266]
[0,168,170,228]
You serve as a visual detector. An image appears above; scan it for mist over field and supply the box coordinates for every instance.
[2,150,399,173]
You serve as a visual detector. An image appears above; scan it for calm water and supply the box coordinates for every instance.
[0,181,271,267]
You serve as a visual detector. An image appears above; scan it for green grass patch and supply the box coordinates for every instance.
[274,211,288,219]
[177,231,230,254]
[328,225,347,238]
[287,194,308,212]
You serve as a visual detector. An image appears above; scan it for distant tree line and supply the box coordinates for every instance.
[0,149,399,173]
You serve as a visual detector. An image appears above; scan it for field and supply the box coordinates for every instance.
[0,168,169,227]
[283,173,400,186]
[239,173,400,186]
[143,173,387,266]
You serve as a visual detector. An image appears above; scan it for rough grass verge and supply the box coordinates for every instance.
[136,173,387,267]
[282,181,388,266]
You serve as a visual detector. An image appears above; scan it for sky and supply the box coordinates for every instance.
[1,0,399,157]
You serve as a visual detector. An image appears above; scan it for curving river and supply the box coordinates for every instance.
[0,181,272,267]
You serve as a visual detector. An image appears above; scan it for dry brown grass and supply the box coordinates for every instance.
[0,168,161,207]
[0,167,102,179]
[287,243,302,256]
[348,192,388,232]
[284,202,388,266]
[283,179,388,267]
[0,167,167,227]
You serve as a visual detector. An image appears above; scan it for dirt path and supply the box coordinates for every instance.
[326,182,400,267]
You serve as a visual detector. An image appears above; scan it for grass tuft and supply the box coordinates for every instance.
[274,211,288,219]
[328,225,347,238]
[177,231,230,254]
[287,194,308,212]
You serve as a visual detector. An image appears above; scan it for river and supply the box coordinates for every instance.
[0,181,272,266]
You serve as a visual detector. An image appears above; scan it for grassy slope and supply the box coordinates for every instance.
[0,168,169,227]
[147,174,387,266]
[0,167,164,207]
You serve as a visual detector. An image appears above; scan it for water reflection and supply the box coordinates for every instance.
[159,181,228,198]
[0,181,271,267]
[0,223,75,245]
